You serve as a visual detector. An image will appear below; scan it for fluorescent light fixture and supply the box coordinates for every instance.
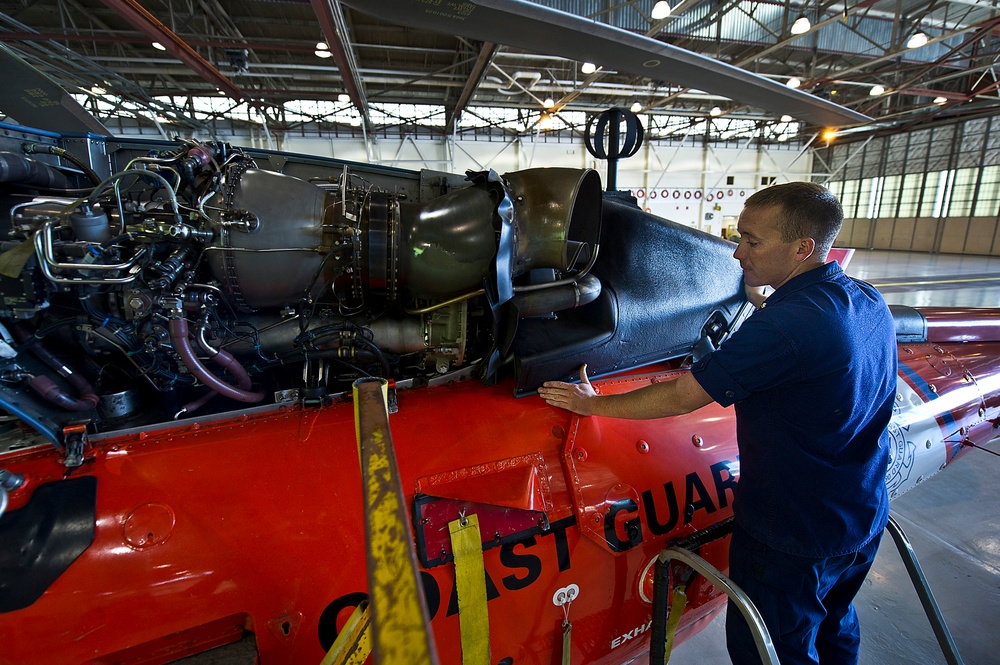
[651,1,671,19]
[778,134,789,142]
[630,102,642,113]
[581,62,597,75]
[151,42,166,51]
[907,32,928,49]
[869,84,885,96]
[790,17,811,35]
[710,106,722,116]
[934,96,947,104]
[315,50,333,58]
[786,77,802,89]
[543,97,554,108]
[316,42,329,50]
[780,114,793,122]
[338,93,351,103]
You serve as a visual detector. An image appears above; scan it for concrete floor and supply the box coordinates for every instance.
[671,249,1000,665]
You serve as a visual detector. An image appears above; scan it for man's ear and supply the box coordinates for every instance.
[795,237,816,263]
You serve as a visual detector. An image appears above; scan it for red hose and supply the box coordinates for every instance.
[169,318,265,403]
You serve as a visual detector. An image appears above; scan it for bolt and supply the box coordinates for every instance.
[692,435,704,448]
[636,440,650,454]
[575,449,588,462]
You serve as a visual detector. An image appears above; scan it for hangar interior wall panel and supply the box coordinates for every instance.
[872,220,895,249]
[851,219,873,248]
[837,218,855,247]
[891,218,916,251]
[967,218,999,255]
[939,218,969,254]
[910,219,938,253]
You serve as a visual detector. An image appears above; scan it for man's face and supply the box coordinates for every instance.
[732,205,809,289]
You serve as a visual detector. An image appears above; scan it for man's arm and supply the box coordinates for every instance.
[538,364,713,419]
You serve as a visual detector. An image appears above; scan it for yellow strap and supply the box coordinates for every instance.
[320,601,372,665]
[561,620,572,665]
[448,514,491,665]
[354,379,437,665]
[663,585,688,662]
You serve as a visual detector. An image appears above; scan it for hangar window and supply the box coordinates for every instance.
[865,176,884,219]
[877,175,901,218]
[947,168,978,217]
[897,174,923,217]
[931,170,956,218]
[840,180,859,218]
[973,166,1000,217]
[857,178,874,219]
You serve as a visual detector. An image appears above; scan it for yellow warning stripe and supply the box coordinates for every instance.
[449,513,491,665]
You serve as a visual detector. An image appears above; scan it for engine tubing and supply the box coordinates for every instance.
[169,318,265,403]
[28,375,98,411]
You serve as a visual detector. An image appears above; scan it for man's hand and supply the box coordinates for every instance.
[538,364,598,415]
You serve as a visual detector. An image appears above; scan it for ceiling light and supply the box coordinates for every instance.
[790,17,811,35]
[934,96,947,104]
[581,62,597,75]
[315,49,333,59]
[538,112,553,129]
[651,1,671,19]
[822,129,838,141]
[907,32,928,49]
[778,134,789,142]
[350,117,361,127]
[869,84,885,96]
[151,42,166,51]
[543,97,554,108]
[630,102,642,113]
[780,114,793,122]
[786,77,801,89]
[710,106,722,116]
[338,93,351,103]
[90,85,106,95]
[316,42,329,51]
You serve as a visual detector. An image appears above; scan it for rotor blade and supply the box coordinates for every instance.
[340,0,871,127]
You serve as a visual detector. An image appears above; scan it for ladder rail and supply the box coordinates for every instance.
[651,546,780,665]
[884,514,965,665]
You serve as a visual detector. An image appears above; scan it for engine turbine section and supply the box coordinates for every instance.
[0,139,603,445]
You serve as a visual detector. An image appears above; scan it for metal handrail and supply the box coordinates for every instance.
[884,515,965,665]
[652,546,780,665]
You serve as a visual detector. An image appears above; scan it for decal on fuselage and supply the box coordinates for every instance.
[603,460,738,553]
[885,376,947,498]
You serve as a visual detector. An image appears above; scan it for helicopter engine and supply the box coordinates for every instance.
[0,140,601,429]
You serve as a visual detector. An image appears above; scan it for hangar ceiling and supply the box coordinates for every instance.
[0,0,997,142]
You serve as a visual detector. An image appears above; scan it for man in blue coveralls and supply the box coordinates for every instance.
[538,182,897,665]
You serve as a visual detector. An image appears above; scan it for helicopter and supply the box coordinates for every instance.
[0,117,997,665]
[0,2,997,665]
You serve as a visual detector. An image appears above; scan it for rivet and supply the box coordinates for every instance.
[692,435,704,448]
[925,439,932,449]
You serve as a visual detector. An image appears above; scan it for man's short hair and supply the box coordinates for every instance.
[744,181,843,255]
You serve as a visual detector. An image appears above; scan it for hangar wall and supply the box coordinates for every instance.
[816,115,1000,256]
